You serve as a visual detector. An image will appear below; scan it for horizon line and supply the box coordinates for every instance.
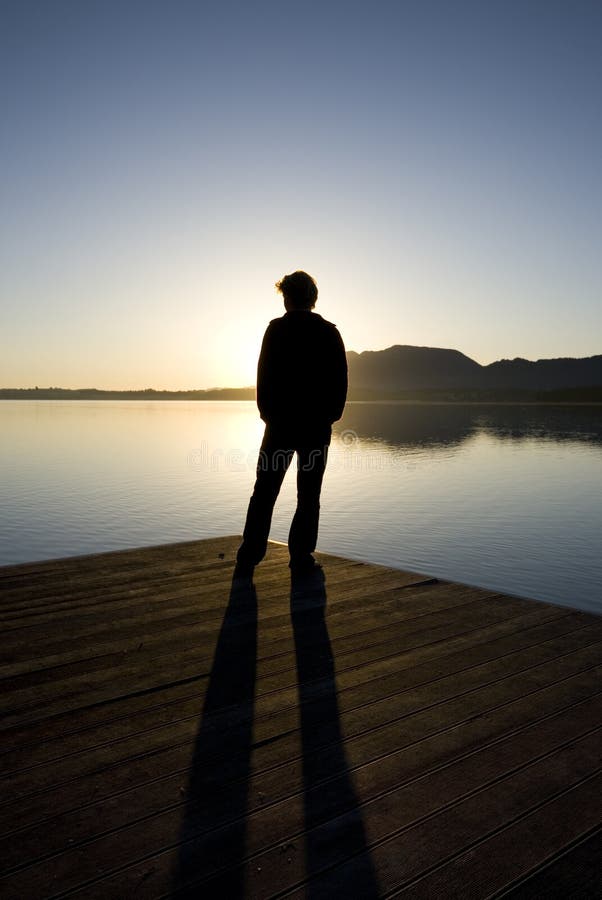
[2,344,601,394]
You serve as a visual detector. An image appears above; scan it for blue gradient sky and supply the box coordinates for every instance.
[1,0,600,389]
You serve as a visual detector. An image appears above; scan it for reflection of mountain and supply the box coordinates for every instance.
[336,403,475,450]
[347,345,602,393]
[335,403,602,450]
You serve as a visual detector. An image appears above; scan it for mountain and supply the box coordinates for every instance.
[346,346,481,391]
[481,355,602,390]
[347,345,602,395]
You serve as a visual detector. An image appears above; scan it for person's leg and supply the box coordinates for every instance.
[288,428,331,569]
[237,426,293,569]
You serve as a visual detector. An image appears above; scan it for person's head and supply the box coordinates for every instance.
[275,270,318,311]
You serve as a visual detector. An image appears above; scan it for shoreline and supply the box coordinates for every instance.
[1,396,602,406]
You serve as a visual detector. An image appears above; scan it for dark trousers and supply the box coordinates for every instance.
[237,423,331,566]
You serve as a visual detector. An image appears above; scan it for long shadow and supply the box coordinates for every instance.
[173,576,257,895]
[291,569,379,897]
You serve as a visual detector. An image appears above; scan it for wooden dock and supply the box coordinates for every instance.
[0,536,600,899]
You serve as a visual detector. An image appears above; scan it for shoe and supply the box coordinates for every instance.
[289,556,322,576]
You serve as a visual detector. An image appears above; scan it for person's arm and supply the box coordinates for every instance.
[329,327,348,422]
[256,322,277,422]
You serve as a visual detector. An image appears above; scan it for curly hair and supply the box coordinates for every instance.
[275,270,318,310]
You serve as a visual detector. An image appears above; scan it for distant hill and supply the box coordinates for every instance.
[347,345,602,396]
[0,387,255,401]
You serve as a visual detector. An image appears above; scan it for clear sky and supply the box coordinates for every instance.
[1,0,600,389]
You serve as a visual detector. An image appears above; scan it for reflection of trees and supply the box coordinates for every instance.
[334,403,602,450]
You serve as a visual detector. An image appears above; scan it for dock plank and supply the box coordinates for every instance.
[0,607,589,773]
[0,535,599,899]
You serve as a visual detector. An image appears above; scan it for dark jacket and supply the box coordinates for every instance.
[256,310,348,429]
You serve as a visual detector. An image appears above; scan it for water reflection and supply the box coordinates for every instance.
[335,402,602,450]
[1,401,600,613]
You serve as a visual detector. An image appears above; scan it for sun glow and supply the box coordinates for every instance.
[208,318,264,390]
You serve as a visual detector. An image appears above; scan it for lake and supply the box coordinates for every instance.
[1,400,601,613]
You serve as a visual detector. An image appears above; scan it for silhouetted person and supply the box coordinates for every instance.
[236,271,347,577]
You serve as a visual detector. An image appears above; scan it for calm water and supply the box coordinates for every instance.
[1,400,601,613]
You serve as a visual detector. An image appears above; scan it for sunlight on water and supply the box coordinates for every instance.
[1,400,601,613]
